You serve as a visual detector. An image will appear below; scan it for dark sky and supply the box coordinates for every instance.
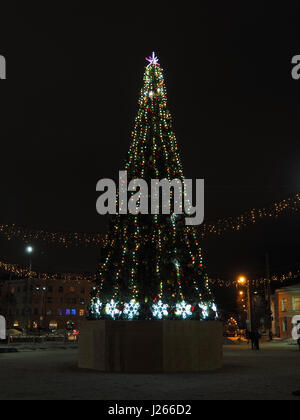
[0,3,299,304]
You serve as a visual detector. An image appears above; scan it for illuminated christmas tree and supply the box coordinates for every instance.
[89,53,217,321]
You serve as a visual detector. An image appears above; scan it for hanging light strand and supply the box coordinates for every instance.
[0,193,298,248]
[0,259,298,287]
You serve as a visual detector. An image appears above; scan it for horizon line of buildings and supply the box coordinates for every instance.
[0,276,93,331]
[0,276,299,338]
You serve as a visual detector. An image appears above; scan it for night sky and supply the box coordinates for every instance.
[0,4,299,310]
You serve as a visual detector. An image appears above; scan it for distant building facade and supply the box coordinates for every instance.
[0,277,92,331]
[271,283,300,338]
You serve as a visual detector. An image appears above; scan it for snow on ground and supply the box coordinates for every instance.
[0,341,299,400]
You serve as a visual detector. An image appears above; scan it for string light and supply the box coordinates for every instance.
[0,258,298,287]
[88,54,218,320]
[0,192,297,247]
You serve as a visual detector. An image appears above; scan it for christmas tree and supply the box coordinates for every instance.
[89,53,217,321]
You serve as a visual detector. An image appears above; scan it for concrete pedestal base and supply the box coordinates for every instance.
[78,320,223,373]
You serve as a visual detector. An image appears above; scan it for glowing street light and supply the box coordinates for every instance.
[238,276,246,285]
[24,245,35,335]
[26,246,33,254]
[237,275,251,331]
[25,245,34,272]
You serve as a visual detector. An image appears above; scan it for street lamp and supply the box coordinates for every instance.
[25,245,33,272]
[237,275,252,331]
[25,245,34,334]
[238,276,246,285]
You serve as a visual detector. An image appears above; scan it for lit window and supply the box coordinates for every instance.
[282,298,287,312]
[66,309,71,316]
[293,297,300,311]
[71,309,77,316]
[57,309,63,316]
[79,309,85,317]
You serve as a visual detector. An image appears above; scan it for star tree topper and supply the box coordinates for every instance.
[146,52,160,66]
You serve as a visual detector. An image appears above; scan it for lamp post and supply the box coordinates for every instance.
[265,252,272,338]
[40,286,46,331]
[25,246,34,334]
[238,275,252,332]
[26,246,33,271]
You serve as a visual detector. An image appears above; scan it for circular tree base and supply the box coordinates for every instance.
[78,320,223,373]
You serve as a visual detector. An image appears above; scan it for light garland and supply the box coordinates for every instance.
[196,193,300,238]
[0,259,298,287]
[88,56,217,320]
[0,193,298,247]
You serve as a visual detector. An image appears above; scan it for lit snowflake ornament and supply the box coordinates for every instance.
[152,300,169,319]
[175,300,192,319]
[199,302,218,319]
[123,299,140,320]
[199,303,209,319]
[211,303,218,318]
[105,299,121,319]
[89,298,102,317]
[146,51,160,66]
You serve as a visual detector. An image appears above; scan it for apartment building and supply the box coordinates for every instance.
[0,276,93,331]
[270,283,300,338]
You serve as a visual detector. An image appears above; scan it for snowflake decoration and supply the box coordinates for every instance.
[175,300,192,319]
[146,51,160,66]
[152,300,169,319]
[211,303,218,318]
[123,299,140,319]
[105,299,121,319]
[199,303,209,319]
[89,298,102,317]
